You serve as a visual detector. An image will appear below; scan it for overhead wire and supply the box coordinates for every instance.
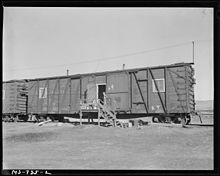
[4,39,212,73]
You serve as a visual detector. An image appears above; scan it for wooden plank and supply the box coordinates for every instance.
[130,73,132,110]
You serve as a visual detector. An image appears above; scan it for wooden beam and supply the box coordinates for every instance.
[147,69,150,111]
[98,107,100,127]
[132,72,148,113]
[80,109,82,126]
[149,68,167,114]
[165,67,168,113]
[185,66,189,113]
[130,73,132,111]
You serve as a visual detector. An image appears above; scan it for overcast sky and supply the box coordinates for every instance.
[3,7,213,100]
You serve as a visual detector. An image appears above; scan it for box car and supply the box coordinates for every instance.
[26,62,195,124]
[2,80,29,121]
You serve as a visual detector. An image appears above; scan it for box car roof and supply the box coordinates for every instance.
[3,62,193,82]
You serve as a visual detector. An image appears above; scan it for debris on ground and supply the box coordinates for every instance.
[38,120,52,126]
[129,119,149,128]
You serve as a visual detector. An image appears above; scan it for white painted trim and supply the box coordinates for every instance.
[3,89,5,100]
[39,87,47,99]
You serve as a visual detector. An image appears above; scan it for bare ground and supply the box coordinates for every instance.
[2,115,213,170]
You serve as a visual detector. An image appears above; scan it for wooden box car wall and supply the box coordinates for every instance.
[166,67,186,113]
[130,65,194,114]
[3,82,16,113]
[28,77,81,114]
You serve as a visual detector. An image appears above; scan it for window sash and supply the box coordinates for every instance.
[39,87,47,98]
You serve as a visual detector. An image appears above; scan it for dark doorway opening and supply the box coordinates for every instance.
[98,84,106,103]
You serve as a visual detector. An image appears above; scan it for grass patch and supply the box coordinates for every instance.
[5,131,57,143]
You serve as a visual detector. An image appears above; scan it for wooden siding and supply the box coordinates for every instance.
[3,81,27,114]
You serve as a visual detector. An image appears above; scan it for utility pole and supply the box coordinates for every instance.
[192,41,195,64]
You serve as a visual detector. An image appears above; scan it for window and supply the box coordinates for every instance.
[39,87,47,98]
[152,79,165,92]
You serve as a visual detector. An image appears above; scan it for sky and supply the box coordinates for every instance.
[3,7,213,101]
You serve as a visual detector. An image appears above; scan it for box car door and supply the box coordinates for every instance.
[131,70,148,113]
[106,72,130,111]
[48,79,59,114]
[28,81,39,114]
[38,80,49,113]
[70,78,80,113]
[59,78,71,114]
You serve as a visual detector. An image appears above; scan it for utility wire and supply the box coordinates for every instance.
[4,39,212,73]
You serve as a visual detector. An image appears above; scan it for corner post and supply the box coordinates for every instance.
[80,109,82,126]
[98,107,100,127]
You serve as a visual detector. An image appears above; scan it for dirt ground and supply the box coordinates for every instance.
[2,115,213,170]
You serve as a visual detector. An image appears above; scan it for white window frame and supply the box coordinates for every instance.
[152,78,165,93]
[39,87,47,99]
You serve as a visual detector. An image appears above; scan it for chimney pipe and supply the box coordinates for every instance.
[122,64,125,70]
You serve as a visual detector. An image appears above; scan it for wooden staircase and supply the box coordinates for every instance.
[96,94,121,127]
